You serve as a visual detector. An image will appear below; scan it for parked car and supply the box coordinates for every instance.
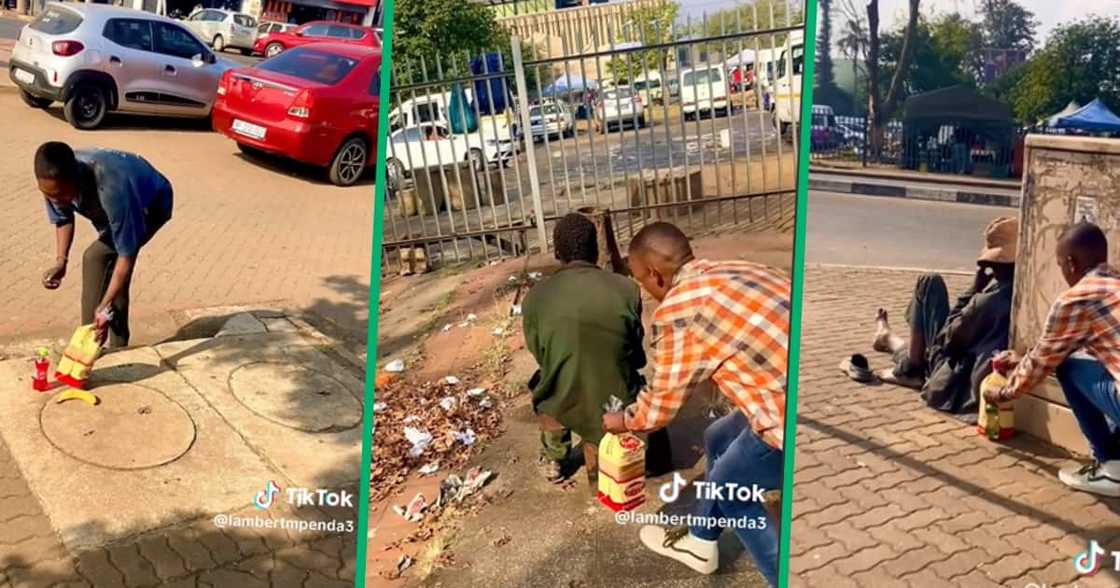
[630,69,664,105]
[388,91,516,144]
[810,104,840,150]
[527,99,573,140]
[211,43,381,186]
[593,86,645,133]
[256,20,294,39]
[9,2,234,129]
[679,64,729,119]
[385,122,516,190]
[252,20,378,58]
[182,8,256,55]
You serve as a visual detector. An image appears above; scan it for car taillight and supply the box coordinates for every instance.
[216,70,233,96]
[52,40,84,57]
[288,89,313,119]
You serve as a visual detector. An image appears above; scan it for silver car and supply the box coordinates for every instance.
[527,99,574,140]
[593,86,646,134]
[183,8,257,55]
[9,3,235,130]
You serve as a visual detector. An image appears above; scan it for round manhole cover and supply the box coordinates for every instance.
[40,384,196,470]
[229,363,361,432]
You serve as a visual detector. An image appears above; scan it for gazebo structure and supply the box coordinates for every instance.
[900,85,1016,178]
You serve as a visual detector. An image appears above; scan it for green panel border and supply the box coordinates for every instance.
[355,1,396,584]
[778,0,817,586]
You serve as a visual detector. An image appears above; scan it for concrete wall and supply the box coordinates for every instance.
[1011,134,1120,454]
[498,0,665,59]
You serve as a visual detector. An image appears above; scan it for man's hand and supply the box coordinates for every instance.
[984,385,1008,404]
[992,350,1022,375]
[602,411,628,433]
[93,304,112,344]
[42,261,66,290]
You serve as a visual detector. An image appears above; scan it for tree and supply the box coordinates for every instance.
[392,0,508,80]
[866,0,921,156]
[978,0,1037,53]
[836,0,869,107]
[1010,16,1120,124]
[605,3,679,83]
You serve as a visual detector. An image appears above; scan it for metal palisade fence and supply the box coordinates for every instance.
[381,0,805,274]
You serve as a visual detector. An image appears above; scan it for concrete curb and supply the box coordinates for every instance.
[809,174,1022,208]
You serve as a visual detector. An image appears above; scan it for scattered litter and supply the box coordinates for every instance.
[418,463,440,476]
[466,387,487,397]
[392,493,429,523]
[373,402,387,413]
[528,272,542,280]
[403,415,420,424]
[493,327,505,337]
[396,554,414,575]
[404,427,433,457]
[466,313,478,322]
[439,396,457,411]
[508,275,519,283]
[602,395,625,412]
[442,324,453,332]
[443,375,461,386]
[511,304,522,316]
[440,467,494,503]
[384,359,405,373]
[479,398,493,409]
[454,428,477,446]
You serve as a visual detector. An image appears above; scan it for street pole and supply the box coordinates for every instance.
[16,0,27,16]
[511,37,548,256]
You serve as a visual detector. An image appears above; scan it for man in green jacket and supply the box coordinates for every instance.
[523,213,667,482]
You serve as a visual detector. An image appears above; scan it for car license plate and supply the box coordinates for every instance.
[232,119,266,140]
[13,68,35,85]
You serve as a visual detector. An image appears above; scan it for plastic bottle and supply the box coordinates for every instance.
[32,347,50,392]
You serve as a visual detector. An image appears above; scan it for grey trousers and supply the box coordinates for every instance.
[81,238,130,348]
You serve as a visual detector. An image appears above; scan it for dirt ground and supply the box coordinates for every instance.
[368,224,793,586]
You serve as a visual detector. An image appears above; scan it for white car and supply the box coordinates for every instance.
[9,3,233,129]
[183,8,256,55]
[256,20,294,39]
[386,122,516,189]
[593,86,645,133]
[527,99,573,140]
[679,64,729,119]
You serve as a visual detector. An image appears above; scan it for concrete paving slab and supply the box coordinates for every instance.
[0,347,275,552]
[155,333,363,491]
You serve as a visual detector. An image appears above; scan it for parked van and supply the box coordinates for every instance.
[678,64,728,119]
[388,91,515,143]
[771,29,805,138]
[631,70,664,105]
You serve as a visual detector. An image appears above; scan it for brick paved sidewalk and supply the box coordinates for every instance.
[790,265,1120,587]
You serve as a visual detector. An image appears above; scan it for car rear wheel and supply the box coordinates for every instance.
[329,137,368,187]
[265,42,284,58]
[64,85,108,130]
[212,34,225,52]
[240,48,251,56]
[20,89,52,109]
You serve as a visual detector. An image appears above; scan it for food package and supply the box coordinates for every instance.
[597,432,646,511]
[55,324,102,389]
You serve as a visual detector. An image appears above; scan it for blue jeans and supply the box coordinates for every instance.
[1056,358,1120,462]
[689,411,782,587]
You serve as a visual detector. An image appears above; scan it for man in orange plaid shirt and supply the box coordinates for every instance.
[603,222,787,586]
[987,223,1120,497]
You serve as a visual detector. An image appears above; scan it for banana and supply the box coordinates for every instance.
[55,389,100,406]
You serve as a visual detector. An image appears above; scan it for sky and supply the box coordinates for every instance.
[673,0,1120,46]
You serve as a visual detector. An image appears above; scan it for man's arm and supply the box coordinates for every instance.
[97,255,135,314]
[996,297,1091,401]
[622,316,711,432]
[55,222,75,263]
[942,291,999,355]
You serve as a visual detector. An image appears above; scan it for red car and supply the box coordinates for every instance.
[212,43,381,186]
[253,21,379,58]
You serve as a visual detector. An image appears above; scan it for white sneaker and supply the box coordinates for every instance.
[638,526,718,575]
[1059,461,1120,497]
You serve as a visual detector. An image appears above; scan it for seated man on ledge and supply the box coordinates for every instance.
[873,217,1017,415]
[986,222,1120,497]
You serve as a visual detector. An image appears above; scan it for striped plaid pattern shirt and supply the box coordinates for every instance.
[623,259,789,449]
[1002,264,1120,401]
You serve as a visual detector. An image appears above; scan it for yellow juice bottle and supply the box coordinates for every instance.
[597,432,646,512]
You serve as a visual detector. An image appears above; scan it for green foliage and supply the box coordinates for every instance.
[978,0,1037,53]
[604,3,679,84]
[1010,16,1120,123]
[876,14,979,113]
[392,0,508,81]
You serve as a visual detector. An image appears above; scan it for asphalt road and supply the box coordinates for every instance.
[804,190,1013,272]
